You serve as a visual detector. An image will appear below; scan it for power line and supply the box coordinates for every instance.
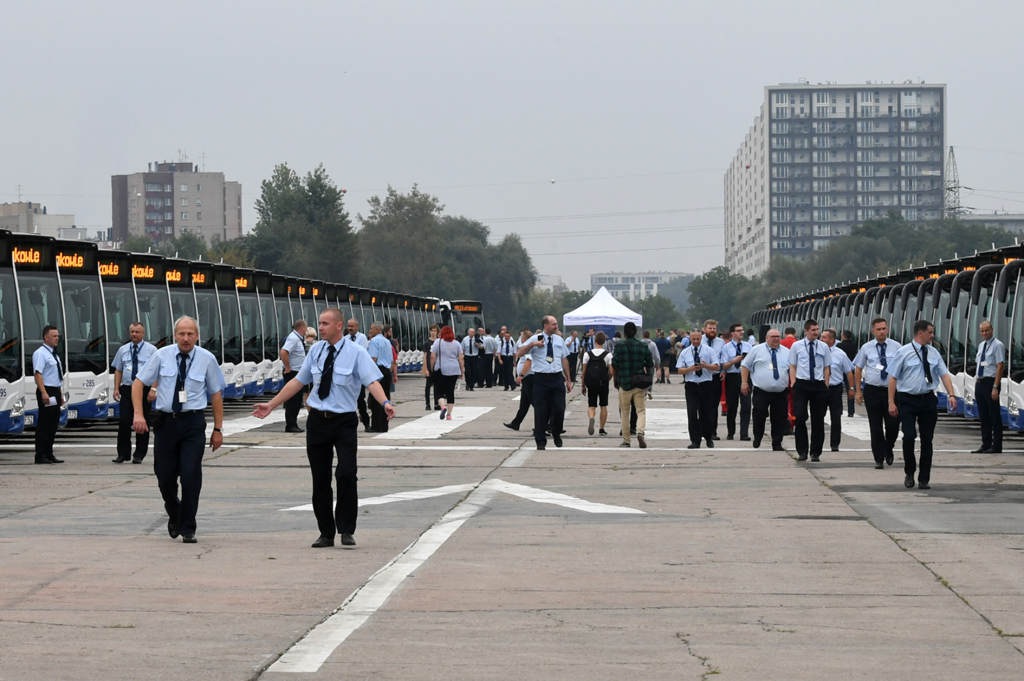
[956,146,1024,157]
[482,206,723,223]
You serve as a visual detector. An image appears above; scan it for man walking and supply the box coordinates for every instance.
[522,316,572,450]
[611,322,653,449]
[33,325,65,465]
[481,327,497,388]
[973,320,1005,454]
[788,319,831,462]
[702,320,725,440]
[132,317,225,544]
[462,328,479,390]
[676,330,720,449]
[498,330,516,390]
[367,322,396,433]
[837,330,858,416]
[720,323,752,441]
[887,320,958,489]
[253,308,395,547]
[346,319,370,430]
[112,321,157,463]
[655,330,672,384]
[822,329,855,452]
[741,329,791,451]
[281,319,308,433]
[504,328,536,431]
[854,318,901,468]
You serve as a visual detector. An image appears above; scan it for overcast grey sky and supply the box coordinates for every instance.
[2,1,1022,290]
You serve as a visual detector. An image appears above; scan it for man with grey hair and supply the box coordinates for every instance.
[367,321,395,433]
[132,316,226,544]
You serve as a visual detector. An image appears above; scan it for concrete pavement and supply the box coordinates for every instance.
[1,378,1022,679]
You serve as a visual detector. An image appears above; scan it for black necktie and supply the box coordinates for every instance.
[52,347,63,376]
[919,344,933,383]
[807,340,816,379]
[981,341,989,375]
[546,336,554,361]
[172,352,187,413]
[350,333,356,342]
[735,341,742,359]
[131,344,139,381]
[318,345,336,400]
[771,348,779,380]
[878,342,888,380]
[693,347,703,377]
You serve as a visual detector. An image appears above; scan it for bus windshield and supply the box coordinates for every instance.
[170,290,198,321]
[0,268,21,382]
[219,291,242,364]
[135,284,173,348]
[60,274,106,374]
[103,282,137,352]
[1011,273,1024,383]
[966,281,994,377]
[948,285,972,374]
[239,291,262,363]
[932,289,951,360]
[17,272,65,376]
[261,293,278,361]
[195,290,222,360]
[275,296,292,353]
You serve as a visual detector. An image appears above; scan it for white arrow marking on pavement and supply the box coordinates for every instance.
[267,477,642,673]
[281,484,477,512]
[373,406,493,440]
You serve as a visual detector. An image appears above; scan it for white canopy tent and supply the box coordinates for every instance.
[562,286,643,327]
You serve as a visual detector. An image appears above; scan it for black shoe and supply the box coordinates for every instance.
[830,447,839,452]
[425,405,432,411]
[989,448,1003,453]
[752,436,762,449]
[810,455,820,462]
[503,422,519,431]
[971,446,991,453]
[630,429,637,435]
[797,454,808,462]
[113,456,129,463]
[740,436,751,441]
[712,435,720,441]
[311,535,334,548]
[686,443,700,449]
[772,444,786,451]
[168,520,180,539]
[874,462,884,469]
[504,387,509,391]
[34,458,52,465]
[637,433,647,449]
[904,475,915,489]
[285,426,304,433]
[726,435,734,441]
[132,458,143,464]
[706,439,715,448]
[181,533,197,544]
[537,444,546,450]
[47,456,64,464]
[599,429,607,435]
[620,441,631,447]
[553,435,563,448]
[918,482,930,490]
[885,452,894,466]
[340,533,356,546]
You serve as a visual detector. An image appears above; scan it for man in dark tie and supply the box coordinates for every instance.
[32,326,65,464]
[111,322,158,463]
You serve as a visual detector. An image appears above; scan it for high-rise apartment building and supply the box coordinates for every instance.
[725,81,946,277]
[111,161,242,244]
[590,271,690,301]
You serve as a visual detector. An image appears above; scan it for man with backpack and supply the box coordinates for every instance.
[581,331,613,436]
[610,322,654,448]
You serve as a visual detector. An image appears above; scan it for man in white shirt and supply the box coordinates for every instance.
[854,318,902,468]
[280,319,308,433]
[822,329,855,452]
[788,319,831,462]
[973,320,1006,453]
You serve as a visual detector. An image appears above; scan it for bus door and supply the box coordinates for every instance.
[992,260,1024,428]
[929,273,957,411]
[165,259,198,320]
[214,264,244,399]
[299,281,317,338]
[235,269,264,396]
[56,240,109,420]
[946,270,977,415]
[0,230,26,433]
[256,271,280,393]
[963,264,1003,419]
[12,234,69,429]
[98,252,136,419]
[191,261,224,394]
[269,275,290,392]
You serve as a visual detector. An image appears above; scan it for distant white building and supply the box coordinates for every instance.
[960,212,1024,236]
[535,274,564,293]
[590,271,690,301]
[0,202,78,239]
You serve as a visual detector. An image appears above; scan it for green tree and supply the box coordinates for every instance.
[687,266,750,327]
[154,231,210,260]
[657,274,696,317]
[635,295,685,331]
[122,234,154,253]
[210,237,254,268]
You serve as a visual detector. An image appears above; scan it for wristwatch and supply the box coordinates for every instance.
[213,428,222,433]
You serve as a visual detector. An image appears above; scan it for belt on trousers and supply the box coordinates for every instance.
[309,407,352,419]
[160,409,203,419]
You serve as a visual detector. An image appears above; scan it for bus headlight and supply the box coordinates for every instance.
[11,397,25,418]
[964,392,975,406]
[1010,400,1019,417]
[97,387,109,404]
[235,375,244,389]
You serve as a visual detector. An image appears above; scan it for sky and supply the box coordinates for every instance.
[2,0,1023,291]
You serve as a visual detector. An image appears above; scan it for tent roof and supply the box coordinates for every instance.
[562,286,643,327]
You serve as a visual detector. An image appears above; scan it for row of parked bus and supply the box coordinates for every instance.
[751,241,1024,431]
[0,228,485,435]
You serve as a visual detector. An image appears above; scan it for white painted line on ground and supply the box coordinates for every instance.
[836,418,903,442]
[281,483,477,512]
[511,395,520,402]
[642,408,689,439]
[208,410,305,439]
[373,406,493,440]
[486,479,645,514]
[500,445,534,468]
[267,483,499,673]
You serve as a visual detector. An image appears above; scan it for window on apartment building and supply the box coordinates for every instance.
[164,197,172,206]
[180,184,188,192]
[164,184,172,192]
[164,212,172,220]
[196,198,201,206]
[144,183,162,192]
[181,212,188,220]
[196,212,202,220]
[181,198,188,206]
[196,184,201,191]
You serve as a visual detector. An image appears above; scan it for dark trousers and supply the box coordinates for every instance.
[976,377,1003,451]
[709,373,722,437]
[492,354,502,385]
[685,381,716,445]
[479,353,493,387]
[844,375,856,416]
[284,370,303,429]
[370,372,391,432]
[752,387,788,448]
[724,373,751,439]
[499,356,515,388]
[357,387,370,427]
[153,411,206,534]
[117,386,151,461]
[425,371,437,408]
[568,354,579,384]
[792,379,828,456]
[464,355,477,390]
[510,375,534,427]
[864,384,900,464]
[34,386,62,462]
[898,392,938,484]
[533,373,565,448]
[306,410,359,537]
[826,383,845,449]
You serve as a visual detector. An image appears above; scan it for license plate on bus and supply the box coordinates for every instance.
[68,410,78,419]
[25,415,34,426]
[107,408,115,417]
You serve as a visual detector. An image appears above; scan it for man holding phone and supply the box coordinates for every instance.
[720,323,752,441]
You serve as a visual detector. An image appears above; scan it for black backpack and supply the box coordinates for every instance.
[584,349,609,385]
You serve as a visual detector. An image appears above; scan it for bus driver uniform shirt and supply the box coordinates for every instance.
[297,338,384,543]
[854,337,902,466]
[788,337,831,460]
[887,341,950,487]
[32,344,65,465]
[975,337,1006,452]
[112,339,157,463]
[528,332,570,450]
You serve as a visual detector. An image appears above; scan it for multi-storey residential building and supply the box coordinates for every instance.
[726,81,946,277]
[960,212,1024,236]
[0,202,81,239]
[590,271,690,301]
[111,161,242,244]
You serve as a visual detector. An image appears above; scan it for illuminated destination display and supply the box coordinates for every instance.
[13,247,41,264]
[132,265,156,279]
[167,269,183,282]
[56,252,85,268]
[99,262,120,276]
[192,272,207,284]
[235,277,249,288]
[454,303,481,312]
